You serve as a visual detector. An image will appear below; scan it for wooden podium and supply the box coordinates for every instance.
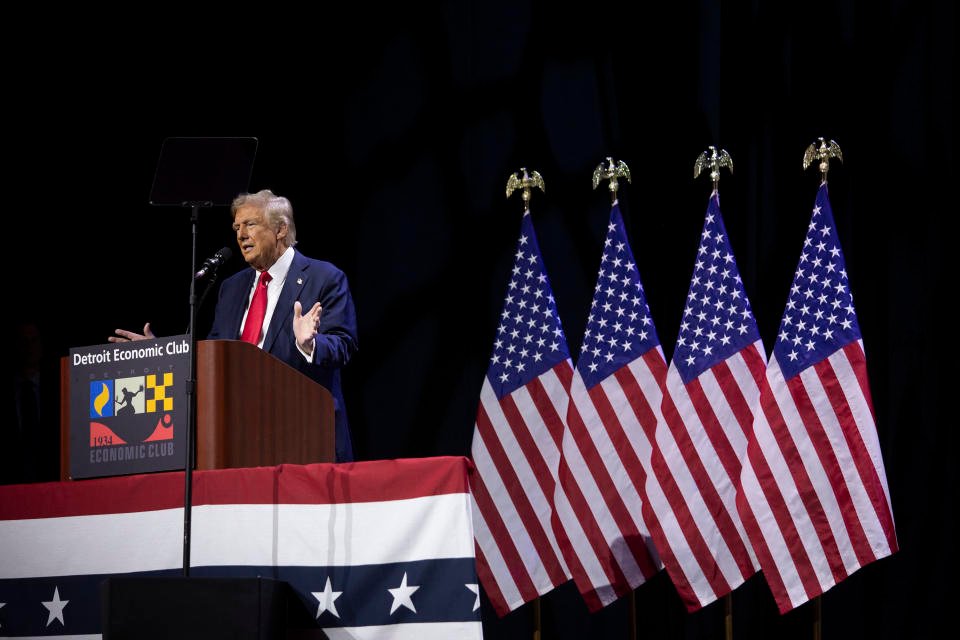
[194,340,334,469]
[60,339,334,479]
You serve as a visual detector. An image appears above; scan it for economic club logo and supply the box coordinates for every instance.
[88,372,175,447]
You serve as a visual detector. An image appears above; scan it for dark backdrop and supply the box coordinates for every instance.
[6,2,951,638]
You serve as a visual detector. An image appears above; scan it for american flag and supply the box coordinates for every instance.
[645,191,763,610]
[553,202,663,610]
[469,210,573,615]
[736,183,897,613]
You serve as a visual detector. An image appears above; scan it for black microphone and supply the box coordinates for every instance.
[194,247,233,280]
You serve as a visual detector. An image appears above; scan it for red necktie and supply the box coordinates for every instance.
[240,271,272,344]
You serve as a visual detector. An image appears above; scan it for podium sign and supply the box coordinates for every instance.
[69,335,191,479]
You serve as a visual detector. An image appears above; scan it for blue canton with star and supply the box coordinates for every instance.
[773,184,861,379]
[576,204,661,389]
[488,212,571,399]
[674,193,761,384]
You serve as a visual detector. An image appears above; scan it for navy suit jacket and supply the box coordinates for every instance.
[206,250,358,462]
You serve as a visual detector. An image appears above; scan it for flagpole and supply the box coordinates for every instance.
[593,160,650,640]
[812,595,822,640]
[504,169,551,640]
[723,594,733,640]
[593,158,638,640]
[693,148,739,640]
[801,140,840,640]
[533,596,541,640]
[593,156,637,640]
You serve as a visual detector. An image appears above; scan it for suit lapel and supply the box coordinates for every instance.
[228,270,257,338]
[263,251,307,352]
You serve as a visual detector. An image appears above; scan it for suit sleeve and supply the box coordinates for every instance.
[312,267,358,368]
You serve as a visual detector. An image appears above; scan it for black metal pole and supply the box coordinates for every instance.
[183,203,201,576]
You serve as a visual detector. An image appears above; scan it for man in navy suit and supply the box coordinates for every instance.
[112,189,359,462]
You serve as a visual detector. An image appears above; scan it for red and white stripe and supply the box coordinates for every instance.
[644,340,765,610]
[552,349,665,610]
[0,458,482,640]
[736,341,898,612]
[469,361,573,615]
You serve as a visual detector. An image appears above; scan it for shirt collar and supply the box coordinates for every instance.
[263,246,295,284]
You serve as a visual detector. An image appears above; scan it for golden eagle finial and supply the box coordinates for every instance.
[693,146,733,191]
[506,167,545,213]
[592,157,631,203]
[803,137,843,183]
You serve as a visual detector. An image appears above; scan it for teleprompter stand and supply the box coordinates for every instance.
[148,136,258,575]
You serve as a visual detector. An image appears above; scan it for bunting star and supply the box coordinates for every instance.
[311,577,342,619]
[465,584,480,611]
[388,572,419,614]
[42,587,68,627]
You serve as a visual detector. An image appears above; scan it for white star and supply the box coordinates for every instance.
[466,584,480,611]
[312,577,343,619]
[388,572,419,614]
[42,587,68,627]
